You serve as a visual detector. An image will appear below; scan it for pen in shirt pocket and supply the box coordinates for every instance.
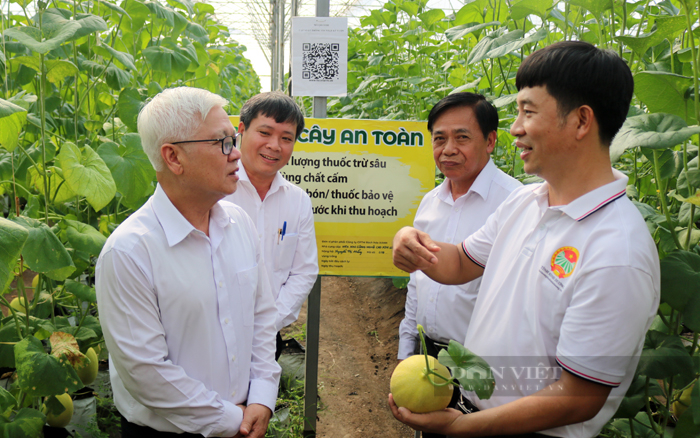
[281,221,287,241]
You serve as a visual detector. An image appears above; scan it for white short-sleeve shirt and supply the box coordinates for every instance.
[461,169,659,438]
[397,159,521,359]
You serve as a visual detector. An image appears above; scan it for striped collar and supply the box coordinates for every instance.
[559,169,629,222]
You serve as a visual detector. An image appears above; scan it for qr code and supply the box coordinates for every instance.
[302,43,340,81]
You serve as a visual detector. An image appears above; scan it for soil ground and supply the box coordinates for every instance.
[282,276,415,438]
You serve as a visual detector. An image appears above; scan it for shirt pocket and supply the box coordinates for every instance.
[235,266,258,326]
[274,233,298,272]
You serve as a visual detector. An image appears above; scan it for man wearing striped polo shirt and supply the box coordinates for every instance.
[390,41,659,438]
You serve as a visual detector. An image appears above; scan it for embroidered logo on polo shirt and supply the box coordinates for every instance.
[550,246,579,278]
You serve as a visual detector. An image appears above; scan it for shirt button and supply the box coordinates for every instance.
[429,298,434,302]
[224,318,230,324]
[218,281,223,288]
[231,355,236,362]
[231,391,236,397]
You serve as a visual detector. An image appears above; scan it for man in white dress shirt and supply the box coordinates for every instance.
[224,92,318,360]
[96,87,280,438]
[397,93,520,438]
[391,42,659,437]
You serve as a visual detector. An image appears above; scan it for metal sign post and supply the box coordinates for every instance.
[303,0,328,432]
[303,276,322,437]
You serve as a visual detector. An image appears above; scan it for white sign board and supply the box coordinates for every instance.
[291,17,348,97]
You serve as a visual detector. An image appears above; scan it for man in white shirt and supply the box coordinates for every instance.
[96,87,280,438]
[397,93,520,438]
[224,92,318,360]
[391,42,659,438]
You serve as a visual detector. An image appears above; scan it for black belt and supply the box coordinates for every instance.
[456,393,480,413]
[120,416,204,437]
[424,335,450,358]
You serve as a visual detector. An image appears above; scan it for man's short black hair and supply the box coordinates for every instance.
[427,92,498,140]
[239,91,305,140]
[515,41,633,146]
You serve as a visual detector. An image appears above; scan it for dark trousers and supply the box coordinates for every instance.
[422,336,548,438]
[276,331,284,361]
[120,416,204,437]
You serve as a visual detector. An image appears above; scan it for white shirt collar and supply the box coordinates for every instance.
[151,184,231,247]
[436,158,498,204]
[237,162,289,197]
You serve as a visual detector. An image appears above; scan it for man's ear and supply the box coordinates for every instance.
[574,105,595,141]
[161,143,184,175]
[486,130,497,154]
[237,122,246,150]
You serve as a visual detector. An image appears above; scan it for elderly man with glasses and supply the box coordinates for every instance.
[96,86,280,438]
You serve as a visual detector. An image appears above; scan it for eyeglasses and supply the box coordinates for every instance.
[171,134,238,155]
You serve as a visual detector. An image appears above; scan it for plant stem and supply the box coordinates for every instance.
[11,147,18,216]
[628,0,652,66]
[661,375,674,434]
[15,141,40,171]
[497,58,512,94]
[673,307,681,334]
[634,148,639,194]
[629,418,635,438]
[690,332,699,356]
[73,0,79,143]
[652,150,681,249]
[609,0,615,49]
[620,1,626,57]
[1,2,8,99]
[417,325,452,386]
[657,308,671,333]
[418,325,431,371]
[480,60,493,90]
[75,298,89,333]
[76,56,114,115]
[15,262,30,335]
[644,376,659,433]
[0,295,25,339]
[38,10,49,226]
[682,139,696,249]
[681,0,700,123]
